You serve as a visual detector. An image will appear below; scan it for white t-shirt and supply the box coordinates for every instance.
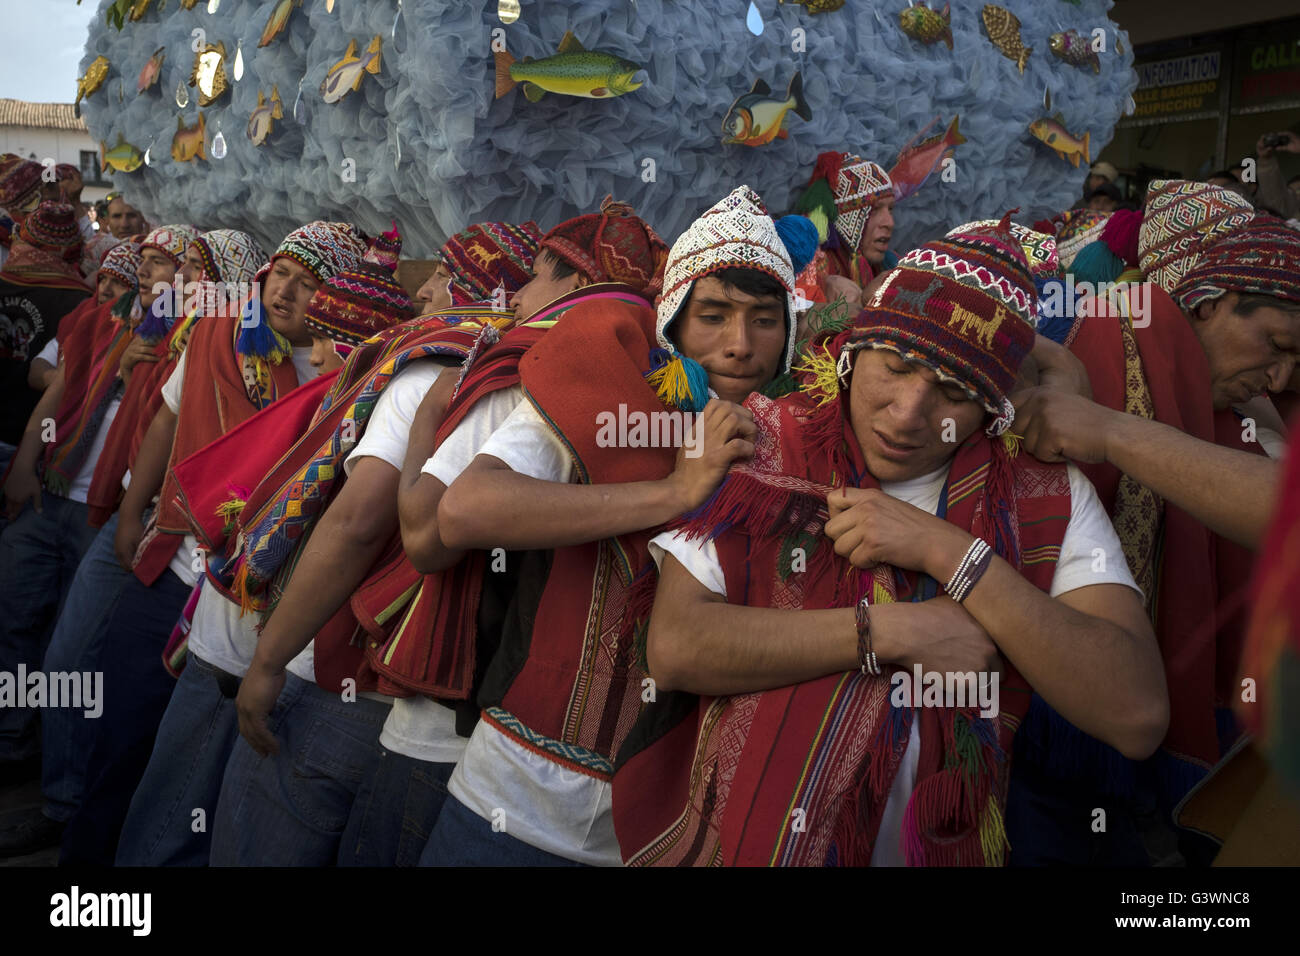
[65,397,121,504]
[649,460,1139,866]
[442,399,641,865]
[35,336,59,367]
[286,361,447,686]
[161,346,318,588]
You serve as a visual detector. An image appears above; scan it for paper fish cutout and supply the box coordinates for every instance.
[190,42,230,107]
[129,0,154,20]
[494,30,645,102]
[899,2,953,50]
[137,47,165,94]
[1029,114,1091,167]
[722,73,811,147]
[321,36,383,104]
[172,112,207,163]
[100,134,144,173]
[76,56,110,106]
[247,87,284,146]
[778,0,846,12]
[981,4,1031,74]
[1050,29,1100,73]
[888,115,966,202]
[260,0,301,48]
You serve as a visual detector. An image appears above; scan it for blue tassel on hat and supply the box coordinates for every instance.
[645,347,710,412]
[236,296,293,363]
[774,214,819,276]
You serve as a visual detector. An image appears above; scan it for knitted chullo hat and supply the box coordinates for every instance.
[1171,216,1300,313]
[18,201,84,262]
[1052,209,1109,269]
[0,158,42,215]
[439,220,541,306]
[97,241,141,290]
[539,196,669,298]
[192,228,268,284]
[305,225,415,345]
[1139,179,1255,294]
[843,213,1037,436]
[238,221,369,362]
[953,217,1059,280]
[140,224,201,268]
[270,220,369,285]
[796,151,893,248]
[657,186,800,366]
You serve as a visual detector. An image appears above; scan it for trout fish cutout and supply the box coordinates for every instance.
[1029,114,1091,167]
[888,115,966,201]
[247,87,284,146]
[494,31,645,101]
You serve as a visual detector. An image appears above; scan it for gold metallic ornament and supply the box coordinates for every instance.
[189,41,230,107]
[76,55,111,106]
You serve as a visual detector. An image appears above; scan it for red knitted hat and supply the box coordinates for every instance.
[0,158,43,214]
[844,213,1037,435]
[18,201,84,262]
[304,263,415,345]
[540,196,668,298]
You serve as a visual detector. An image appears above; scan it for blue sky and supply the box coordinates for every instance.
[0,0,101,103]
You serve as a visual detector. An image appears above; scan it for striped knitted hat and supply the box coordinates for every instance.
[952,217,1060,280]
[844,213,1037,435]
[304,225,414,344]
[657,185,799,374]
[440,220,541,306]
[18,201,84,262]
[0,158,42,214]
[272,220,368,285]
[98,241,141,290]
[1139,179,1255,294]
[1172,216,1300,313]
[193,228,267,284]
[833,155,893,251]
[540,196,668,298]
[141,224,201,268]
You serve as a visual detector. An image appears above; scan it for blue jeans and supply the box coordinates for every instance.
[210,674,390,866]
[115,653,240,866]
[58,569,190,865]
[419,794,589,867]
[0,490,97,761]
[339,748,455,867]
[40,513,134,822]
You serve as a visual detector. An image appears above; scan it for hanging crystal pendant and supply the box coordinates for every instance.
[176,79,189,108]
[233,41,244,82]
[327,0,336,11]
[391,0,403,40]
[746,1,763,36]
[292,78,307,124]
[394,128,401,169]
[211,125,227,160]
[207,0,220,13]
[498,0,520,23]
[143,145,152,167]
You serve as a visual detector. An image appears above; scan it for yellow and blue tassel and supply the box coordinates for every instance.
[644,348,710,412]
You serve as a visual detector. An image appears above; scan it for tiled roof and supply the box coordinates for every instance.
[0,99,87,132]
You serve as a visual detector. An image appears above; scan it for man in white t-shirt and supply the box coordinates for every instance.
[417,188,813,866]
[205,223,539,866]
[612,218,1168,867]
[56,222,366,865]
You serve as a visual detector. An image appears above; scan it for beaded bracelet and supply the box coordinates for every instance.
[944,538,994,603]
[855,594,881,677]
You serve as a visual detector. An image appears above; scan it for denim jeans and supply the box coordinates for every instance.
[339,748,455,867]
[419,794,589,867]
[58,569,190,865]
[115,653,240,866]
[0,490,98,761]
[209,674,390,866]
[39,513,135,822]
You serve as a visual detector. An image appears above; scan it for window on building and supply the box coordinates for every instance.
[80,149,104,184]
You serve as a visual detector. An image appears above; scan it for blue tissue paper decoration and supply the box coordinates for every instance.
[79,0,1136,259]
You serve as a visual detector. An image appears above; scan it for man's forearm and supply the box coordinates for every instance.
[1105,411,1277,549]
[249,507,396,674]
[120,405,178,520]
[439,462,684,551]
[13,377,65,472]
